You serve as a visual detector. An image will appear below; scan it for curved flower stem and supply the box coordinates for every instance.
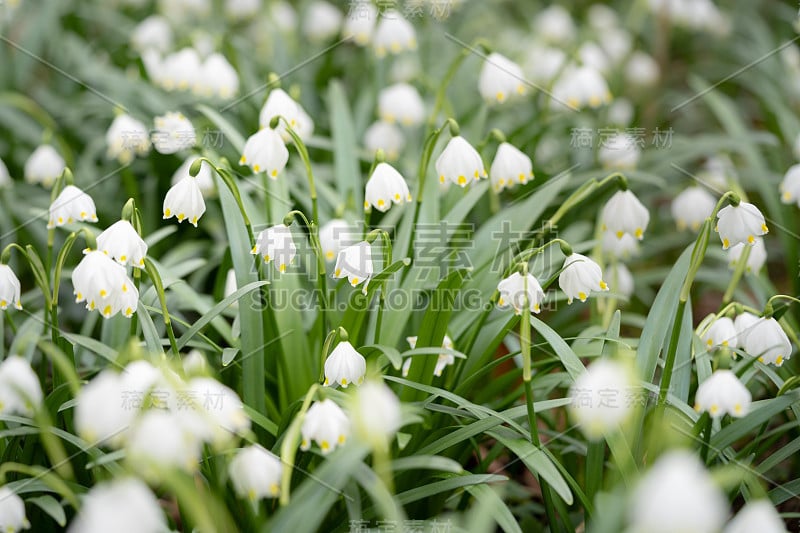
[193,157,255,243]
[722,245,750,304]
[764,294,800,314]
[143,258,180,358]
[277,117,319,224]
[366,230,392,345]
[427,40,490,129]
[285,209,330,337]
[511,238,573,269]
[279,383,320,506]
[50,228,95,347]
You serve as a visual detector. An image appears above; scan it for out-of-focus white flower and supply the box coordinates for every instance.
[647,0,729,35]
[524,44,567,85]
[364,121,405,161]
[183,349,208,376]
[172,156,215,195]
[435,136,486,188]
[126,410,202,474]
[728,237,767,274]
[269,1,297,31]
[96,220,147,269]
[106,114,150,164]
[598,133,641,170]
[373,10,416,57]
[606,263,634,299]
[324,341,366,388]
[319,219,354,262]
[694,369,751,418]
[559,253,608,304]
[364,162,411,212]
[478,53,526,104]
[0,356,42,416]
[734,312,760,347]
[333,241,373,287]
[158,47,202,91]
[601,231,639,259]
[552,65,611,110]
[181,377,250,445]
[780,163,800,206]
[568,359,635,439]
[607,98,634,126]
[389,55,420,83]
[223,269,238,301]
[625,51,660,87]
[48,185,98,229]
[196,53,239,99]
[240,127,289,178]
[351,380,402,446]
[600,190,650,240]
[0,487,29,533]
[588,4,620,30]
[702,317,738,350]
[698,155,734,192]
[252,224,296,272]
[0,265,23,311]
[490,142,534,192]
[229,445,282,501]
[716,202,768,250]
[723,500,788,533]
[534,5,575,44]
[225,0,260,20]
[378,83,425,126]
[671,186,716,231]
[578,42,611,74]
[342,2,378,45]
[163,174,206,226]
[258,88,314,142]
[158,0,211,22]
[67,478,165,533]
[743,317,792,366]
[152,112,196,154]
[131,15,173,53]
[497,272,545,315]
[402,335,455,378]
[73,251,138,319]
[629,450,727,533]
[75,371,135,447]
[302,1,342,41]
[600,27,632,65]
[24,145,65,188]
[301,398,350,454]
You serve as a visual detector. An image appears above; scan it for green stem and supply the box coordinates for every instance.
[279,118,318,224]
[285,210,330,336]
[722,244,750,304]
[143,258,180,357]
[524,379,559,532]
[279,384,319,505]
[658,299,686,406]
[585,441,605,513]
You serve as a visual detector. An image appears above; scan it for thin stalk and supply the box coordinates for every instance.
[279,118,318,224]
[143,258,180,357]
[279,384,319,505]
[658,299,686,406]
[722,245,750,304]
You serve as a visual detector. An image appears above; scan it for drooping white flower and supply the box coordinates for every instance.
[364,121,405,161]
[728,237,767,274]
[0,157,10,188]
[48,185,98,229]
[158,47,202,91]
[671,186,716,231]
[723,500,788,533]
[435,136,486,188]
[600,28,632,65]
[171,155,215,195]
[702,317,738,350]
[588,4,620,30]
[568,359,635,439]
[319,219,354,262]
[24,144,65,188]
[96,220,148,269]
[240,127,289,178]
[606,263,634,299]
[601,230,639,259]
[534,5,575,44]
[324,341,366,388]
[74,371,136,447]
[372,10,416,57]
[734,312,760,347]
[364,162,411,212]
[229,445,282,501]
[0,487,29,533]
[351,380,402,446]
[552,65,611,111]
[402,335,455,378]
[258,88,314,142]
[105,114,150,164]
[196,53,239,99]
[497,272,545,314]
[269,1,297,32]
[378,83,425,126]
[559,253,608,304]
[598,133,640,170]
[180,377,250,445]
[73,251,138,319]
[490,142,534,192]
[0,356,42,416]
[524,44,567,85]
[743,317,792,366]
[163,174,206,226]
[342,2,378,45]
[126,410,202,474]
[625,51,660,87]
[67,478,166,533]
[224,0,261,21]
[251,224,296,272]
[694,369,751,418]
[780,163,800,206]
[151,112,196,154]
[629,450,727,533]
[302,1,342,42]
[131,15,173,53]
[301,398,350,454]
[600,189,650,240]
[0,265,23,311]
[716,202,768,249]
[478,52,527,104]
[333,241,373,287]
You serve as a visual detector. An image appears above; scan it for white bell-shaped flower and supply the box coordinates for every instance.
[96,220,148,269]
[723,500,788,533]
[302,1,342,41]
[402,335,455,378]
[728,237,767,274]
[671,186,716,231]
[0,264,23,311]
[74,371,136,447]
[131,15,173,53]
[67,478,166,533]
[181,377,250,445]
[478,52,526,104]
[600,28,632,65]
[490,142,534,192]
[600,189,650,240]
[534,5,575,44]
[106,114,151,164]
[378,83,425,126]
[258,88,314,142]
[333,241,373,287]
[568,359,635,439]
[702,317,738,350]
[364,162,411,212]
[364,121,405,161]
[524,44,566,85]
[0,356,42,416]
[240,127,289,178]
[197,53,239,99]
[606,263,634,299]
[628,451,728,533]
[734,312,760,347]
[0,487,29,533]
[559,253,608,304]
[158,47,202,91]
[743,317,792,366]
[301,398,350,454]
[601,230,639,259]
[251,224,296,272]
[151,112,196,154]
[126,410,202,474]
[24,144,65,188]
[73,251,139,319]
[183,349,208,376]
[324,341,366,388]
[342,2,377,45]
[598,133,640,170]
[351,380,402,446]
[48,185,98,228]
[497,272,545,314]
[578,41,611,74]
[716,201,768,250]
[172,155,215,195]
[229,445,282,501]
[552,65,611,110]
[625,51,660,87]
[163,174,206,226]
[780,163,800,206]
[435,136,486,188]
[373,10,416,57]
[269,1,297,31]
[694,369,751,418]
[319,219,354,262]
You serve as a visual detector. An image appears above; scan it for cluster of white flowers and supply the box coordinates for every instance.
[143,47,239,99]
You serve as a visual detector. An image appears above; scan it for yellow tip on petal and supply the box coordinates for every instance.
[747,235,755,244]
[722,238,730,249]
[635,228,643,239]
[599,280,608,290]
[495,91,505,102]
[761,223,768,233]
[615,230,624,239]
[457,175,467,186]
[776,356,784,366]
[253,164,260,172]
[578,291,587,302]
